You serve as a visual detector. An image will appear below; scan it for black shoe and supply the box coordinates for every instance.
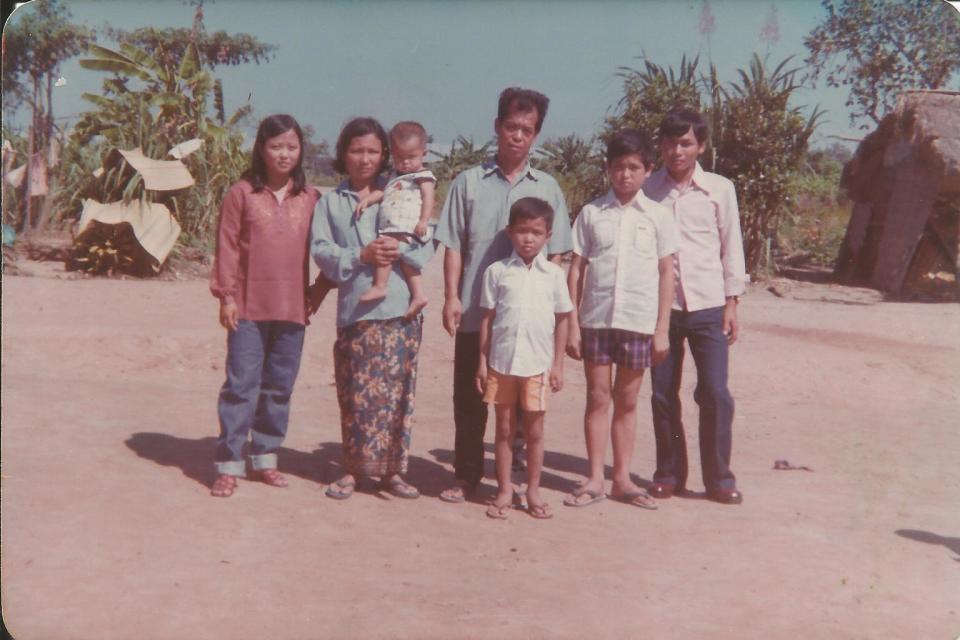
[706,488,743,505]
[648,483,675,499]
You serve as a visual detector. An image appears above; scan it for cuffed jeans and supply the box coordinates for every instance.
[650,306,736,492]
[215,320,305,476]
[453,332,488,485]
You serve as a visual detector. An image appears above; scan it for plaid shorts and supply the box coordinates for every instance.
[581,328,652,370]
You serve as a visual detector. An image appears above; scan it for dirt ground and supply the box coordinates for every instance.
[2,252,958,640]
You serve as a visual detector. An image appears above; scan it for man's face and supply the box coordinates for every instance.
[495,107,539,166]
[660,126,706,178]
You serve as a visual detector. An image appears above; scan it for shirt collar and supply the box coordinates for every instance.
[599,189,651,212]
[656,162,711,195]
[335,175,387,198]
[482,159,539,181]
[505,249,550,271]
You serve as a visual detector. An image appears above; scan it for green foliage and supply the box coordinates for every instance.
[69,38,254,246]
[103,26,275,72]
[804,0,960,127]
[604,55,701,143]
[779,159,851,266]
[533,134,606,223]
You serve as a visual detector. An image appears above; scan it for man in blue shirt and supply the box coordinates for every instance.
[434,87,573,503]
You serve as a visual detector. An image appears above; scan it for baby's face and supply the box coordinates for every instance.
[392,137,426,174]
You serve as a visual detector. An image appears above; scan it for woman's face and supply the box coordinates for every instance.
[260,128,301,181]
[344,133,383,185]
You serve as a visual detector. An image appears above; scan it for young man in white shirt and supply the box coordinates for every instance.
[643,109,747,505]
[476,197,573,520]
[565,130,677,510]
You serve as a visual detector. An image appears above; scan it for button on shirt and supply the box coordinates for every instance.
[572,190,678,334]
[310,180,435,328]
[643,163,747,311]
[435,160,573,333]
[480,251,574,377]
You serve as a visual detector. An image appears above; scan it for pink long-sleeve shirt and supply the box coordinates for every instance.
[210,179,320,325]
[644,163,747,312]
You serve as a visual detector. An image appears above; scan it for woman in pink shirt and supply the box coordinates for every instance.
[209,114,332,498]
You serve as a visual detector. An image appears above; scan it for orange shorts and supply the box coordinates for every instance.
[483,369,549,411]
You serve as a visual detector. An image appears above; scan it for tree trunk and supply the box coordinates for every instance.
[23,75,39,233]
[36,73,57,232]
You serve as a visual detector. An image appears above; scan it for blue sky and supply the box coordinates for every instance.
[5,0,939,150]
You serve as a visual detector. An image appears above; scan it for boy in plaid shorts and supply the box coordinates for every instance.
[564,130,677,509]
[476,197,573,520]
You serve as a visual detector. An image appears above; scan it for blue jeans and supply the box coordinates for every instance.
[215,320,305,476]
[650,306,736,492]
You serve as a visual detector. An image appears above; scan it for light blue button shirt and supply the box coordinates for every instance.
[434,160,573,333]
[310,180,436,328]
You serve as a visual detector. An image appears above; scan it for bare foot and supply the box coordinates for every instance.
[486,490,514,519]
[610,479,657,509]
[562,480,606,507]
[405,296,428,319]
[359,286,388,303]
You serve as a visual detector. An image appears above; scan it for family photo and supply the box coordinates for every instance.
[2,0,959,638]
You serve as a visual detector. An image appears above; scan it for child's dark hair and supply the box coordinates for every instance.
[659,109,709,144]
[333,117,390,175]
[606,129,656,168]
[244,114,306,195]
[390,121,427,147]
[497,87,550,133]
[509,197,554,231]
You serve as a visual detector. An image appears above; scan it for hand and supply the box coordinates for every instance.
[723,301,739,345]
[549,368,563,392]
[651,330,670,366]
[360,235,400,267]
[442,297,462,337]
[565,329,582,360]
[219,301,239,331]
[414,221,428,238]
[475,360,488,395]
[354,195,372,217]
[306,277,334,316]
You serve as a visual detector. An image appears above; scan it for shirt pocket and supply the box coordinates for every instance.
[590,219,617,255]
[633,221,656,256]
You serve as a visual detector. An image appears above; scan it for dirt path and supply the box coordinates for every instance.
[2,257,958,639]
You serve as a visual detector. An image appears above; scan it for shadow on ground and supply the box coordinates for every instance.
[895,529,960,560]
[125,434,450,497]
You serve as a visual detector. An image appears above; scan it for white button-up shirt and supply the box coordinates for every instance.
[572,190,678,334]
[480,251,574,377]
[643,163,747,311]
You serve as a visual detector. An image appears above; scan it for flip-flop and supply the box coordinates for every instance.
[439,480,476,504]
[563,487,606,508]
[485,502,511,520]
[253,468,288,488]
[611,490,658,510]
[527,503,554,520]
[325,477,356,500]
[380,476,420,499]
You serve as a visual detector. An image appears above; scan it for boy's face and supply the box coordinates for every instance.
[507,216,551,262]
[660,126,706,179]
[494,107,539,167]
[607,153,650,202]
[392,136,426,174]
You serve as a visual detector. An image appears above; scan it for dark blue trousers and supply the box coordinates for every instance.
[650,306,736,492]
[215,320,305,475]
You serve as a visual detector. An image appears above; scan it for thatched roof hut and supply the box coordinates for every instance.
[835,90,960,300]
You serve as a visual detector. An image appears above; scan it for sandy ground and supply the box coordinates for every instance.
[2,254,959,640]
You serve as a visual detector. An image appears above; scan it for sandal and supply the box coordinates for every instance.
[325,476,356,500]
[253,468,288,488]
[610,489,658,510]
[563,486,606,508]
[527,502,554,520]
[485,502,511,520]
[439,479,477,504]
[210,474,238,498]
[380,475,420,499]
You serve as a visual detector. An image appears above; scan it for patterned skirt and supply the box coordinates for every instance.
[333,315,422,477]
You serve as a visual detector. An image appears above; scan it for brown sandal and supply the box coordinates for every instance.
[254,468,288,488]
[210,474,238,498]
